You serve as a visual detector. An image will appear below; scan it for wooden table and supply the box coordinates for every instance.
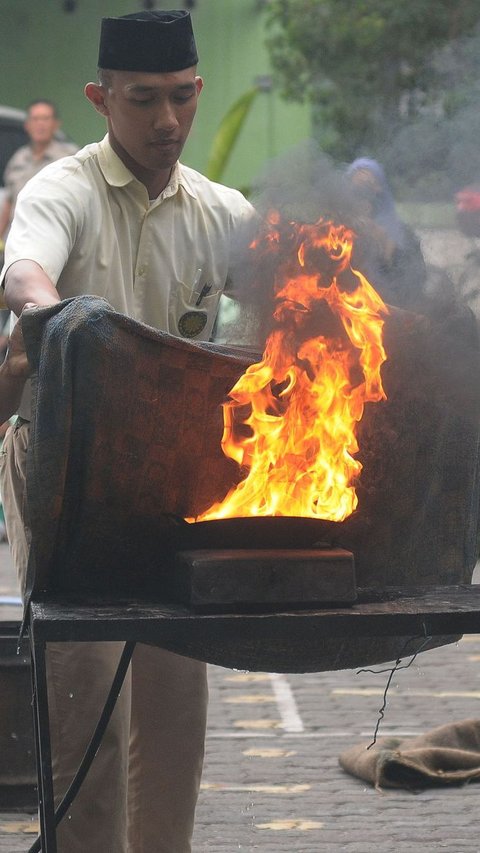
[28,584,480,852]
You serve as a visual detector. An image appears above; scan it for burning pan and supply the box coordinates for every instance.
[167,516,338,551]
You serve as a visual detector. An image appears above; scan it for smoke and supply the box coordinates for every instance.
[220,142,371,347]
[379,23,480,202]
[250,139,356,226]
[223,21,480,351]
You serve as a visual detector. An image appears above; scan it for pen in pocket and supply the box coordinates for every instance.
[195,283,212,306]
[189,269,202,304]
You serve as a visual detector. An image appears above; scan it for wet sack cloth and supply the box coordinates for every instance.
[18,295,480,671]
[21,295,256,605]
[339,719,480,789]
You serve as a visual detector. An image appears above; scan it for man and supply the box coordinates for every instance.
[1,10,254,852]
[0,99,78,242]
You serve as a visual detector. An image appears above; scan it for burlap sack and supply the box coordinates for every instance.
[339,718,480,789]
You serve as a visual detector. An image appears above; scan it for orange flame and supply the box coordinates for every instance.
[194,216,388,522]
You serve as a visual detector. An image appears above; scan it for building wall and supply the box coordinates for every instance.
[0,0,311,190]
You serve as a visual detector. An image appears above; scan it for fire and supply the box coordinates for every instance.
[194,216,388,522]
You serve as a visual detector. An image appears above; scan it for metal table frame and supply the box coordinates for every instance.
[28,583,480,852]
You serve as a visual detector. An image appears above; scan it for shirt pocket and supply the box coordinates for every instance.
[169,278,222,341]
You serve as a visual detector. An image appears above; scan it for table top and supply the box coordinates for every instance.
[28,584,480,673]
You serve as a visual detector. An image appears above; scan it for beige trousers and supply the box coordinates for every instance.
[0,423,208,853]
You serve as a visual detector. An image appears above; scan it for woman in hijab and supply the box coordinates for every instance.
[346,157,427,310]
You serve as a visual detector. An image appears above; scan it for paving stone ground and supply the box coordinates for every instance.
[0,542,479,851]
[194,638,480,852]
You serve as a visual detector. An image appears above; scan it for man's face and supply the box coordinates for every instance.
[25,103,59,146]
[92,68,202,177]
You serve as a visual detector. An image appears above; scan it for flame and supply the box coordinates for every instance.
[193,216,388,523]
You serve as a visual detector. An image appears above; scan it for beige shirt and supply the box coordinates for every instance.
[3,135,253,337]
[2,135,255,417]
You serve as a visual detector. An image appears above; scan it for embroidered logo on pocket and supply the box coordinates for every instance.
[178,311,208,338]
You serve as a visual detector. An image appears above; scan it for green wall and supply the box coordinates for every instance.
[0,0,311,190]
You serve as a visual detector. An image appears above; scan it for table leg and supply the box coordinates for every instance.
[31,638,57,853]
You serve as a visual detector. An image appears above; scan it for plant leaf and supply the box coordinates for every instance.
[206,87,260,182]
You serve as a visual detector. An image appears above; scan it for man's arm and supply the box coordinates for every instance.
[4,259,60,315]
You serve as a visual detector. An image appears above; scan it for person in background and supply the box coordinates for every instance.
[0,98,78,425]
[0,10,254,853]
[0,99,78,243]
[346,156,427,310]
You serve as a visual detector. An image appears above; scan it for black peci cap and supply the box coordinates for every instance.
[98,10,198,73]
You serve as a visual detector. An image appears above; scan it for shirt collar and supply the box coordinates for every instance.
[176,164,198,200]
[97,135,136,188]
[96,134,197,200]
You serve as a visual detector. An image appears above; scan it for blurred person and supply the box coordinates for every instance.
[0,97,77,524]
[346,157,427,310]
[0,100,76,425]
[347,157,478,348]
[0,99,78,242]
[0,9,254,853]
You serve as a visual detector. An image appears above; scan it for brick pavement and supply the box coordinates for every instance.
[0,542,479,852]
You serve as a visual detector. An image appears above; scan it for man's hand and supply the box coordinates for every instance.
[0,304,36,424]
